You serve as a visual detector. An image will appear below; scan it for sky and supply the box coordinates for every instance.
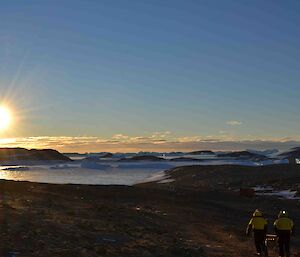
[0,0,300,152]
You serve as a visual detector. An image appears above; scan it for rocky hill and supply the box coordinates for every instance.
[279,147,300,158]
[217,150,266,159]
[187,150,215,155]
[0,148,71,161]
[140,164,300,192]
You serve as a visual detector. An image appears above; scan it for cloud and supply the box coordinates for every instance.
[226,120,243,126]
[0,134,300,153]
[112,134,129,140]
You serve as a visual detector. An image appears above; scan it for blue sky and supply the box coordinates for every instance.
[0,0,300,152]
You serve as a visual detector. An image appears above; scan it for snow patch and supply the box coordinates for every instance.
[157,178,175,184]
[254,159,289,166]
[254,185,300,200]
[258,190,300,200]
[253,185,274,192]
[139,171,167,183]
[138,170,175,184]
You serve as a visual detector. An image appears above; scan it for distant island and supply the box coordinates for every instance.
[187,150,215,155]
[0,148,71,162]
[64,152,113,158]
[120,155,165,161]
[217,150,266,159]
[169,157,202,162]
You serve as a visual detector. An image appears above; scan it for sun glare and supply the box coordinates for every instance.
[0,106,11,130]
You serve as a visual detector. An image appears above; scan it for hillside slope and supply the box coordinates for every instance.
[0,148,71,161]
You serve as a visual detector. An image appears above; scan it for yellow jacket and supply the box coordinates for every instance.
[274,217,294,232]
[246,216,268,235]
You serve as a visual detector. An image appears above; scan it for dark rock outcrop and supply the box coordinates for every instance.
[0,148,71,161]
[187,150,215,155]
[101,152,113,158]
[217,151,265,159]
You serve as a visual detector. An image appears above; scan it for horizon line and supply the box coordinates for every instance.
[0,135,299,153]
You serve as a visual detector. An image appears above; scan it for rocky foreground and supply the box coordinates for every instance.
[0,164,300,257]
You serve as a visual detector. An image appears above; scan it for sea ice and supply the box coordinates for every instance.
[81,160,110,170]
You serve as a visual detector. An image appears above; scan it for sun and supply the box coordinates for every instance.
[0,106,11,130]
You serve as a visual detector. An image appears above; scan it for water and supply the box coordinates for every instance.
[0,158,289,185]
[0,163,164,185]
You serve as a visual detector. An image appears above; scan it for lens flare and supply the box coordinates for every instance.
[0,106,11,130]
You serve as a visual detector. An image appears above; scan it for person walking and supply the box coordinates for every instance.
[246,209,268,256]
[274,210,295,257]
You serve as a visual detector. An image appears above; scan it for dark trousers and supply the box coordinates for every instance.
[277,230,291,257]
[253,230,267,255]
